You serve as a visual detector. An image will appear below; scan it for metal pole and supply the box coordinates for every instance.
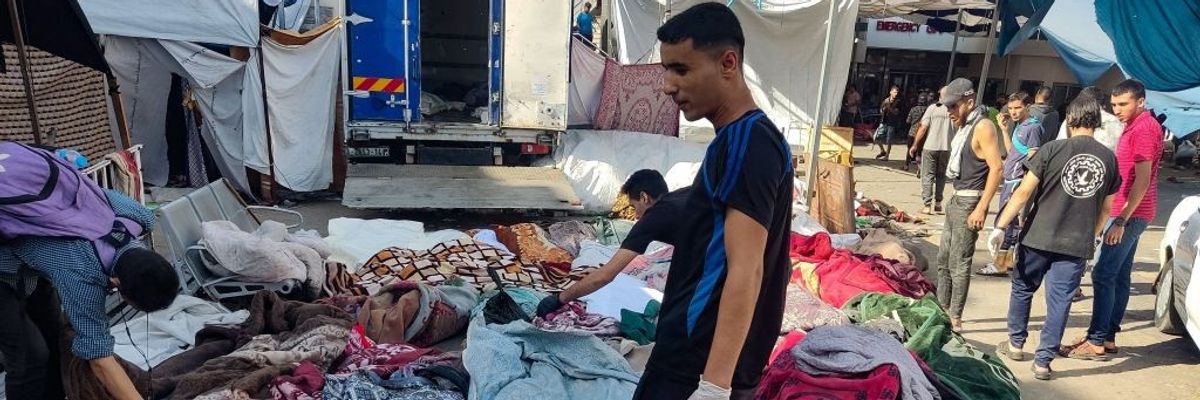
[804,0,838,207]
[6,0,41,145]
[945,8,963,84]
[976,0,1001,104]
[257,46,278,203]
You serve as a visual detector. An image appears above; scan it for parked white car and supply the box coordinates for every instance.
[1155,195,1200,348]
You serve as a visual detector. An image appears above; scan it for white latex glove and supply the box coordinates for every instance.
[688,380,732,400]
[987,228,1005,257]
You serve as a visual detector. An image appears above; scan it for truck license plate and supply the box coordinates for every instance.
[349,147,389,158]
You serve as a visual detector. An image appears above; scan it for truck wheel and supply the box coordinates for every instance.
[1155,259,1185,335]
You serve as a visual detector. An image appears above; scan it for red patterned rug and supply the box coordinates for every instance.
[593,60,679,136]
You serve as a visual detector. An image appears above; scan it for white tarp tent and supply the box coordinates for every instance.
[102,37,265,194]
[83,1,346,194]
[78,0,260,47]
[610,0,858,149]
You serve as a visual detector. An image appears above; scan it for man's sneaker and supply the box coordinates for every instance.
[933,203,944,214]
[1031,363,1053,380]
[997,340,1027,361]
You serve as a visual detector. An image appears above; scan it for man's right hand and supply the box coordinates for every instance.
[908,146,919,159]
[536,294,564,318]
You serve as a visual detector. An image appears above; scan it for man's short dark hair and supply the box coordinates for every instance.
[1065,91,1103,130]
[584,2,592,9]
[114,248,179,312]
[656,3,745,60]
[1007,92,1032,105]
[620,169,669,201]
[1077,86,1113,113]
[1035,86,1053,102]
[1112,79,1147,100]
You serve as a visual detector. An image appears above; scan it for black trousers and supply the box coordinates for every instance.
[0,278,65,400]
[632,368,756,400]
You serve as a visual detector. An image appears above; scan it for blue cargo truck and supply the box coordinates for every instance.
[340,0,581,210]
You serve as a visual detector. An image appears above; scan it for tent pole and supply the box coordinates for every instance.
[945,8,962,84]
[107,76,134,149]
[6,0,42,146]
[257,45,278,204]
[805,0,838,206]
[976,0,1001,104]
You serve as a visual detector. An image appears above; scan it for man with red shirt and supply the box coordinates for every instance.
[1064,79,1164,360]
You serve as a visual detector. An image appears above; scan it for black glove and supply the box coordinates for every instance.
[536,294,564,318]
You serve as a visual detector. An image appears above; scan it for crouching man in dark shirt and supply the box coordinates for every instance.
[536,169,687,313]
[633,4,794,400]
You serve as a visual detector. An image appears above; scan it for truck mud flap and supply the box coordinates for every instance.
[342,164,582,210]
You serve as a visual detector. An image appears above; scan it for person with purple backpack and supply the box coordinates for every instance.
[0,140,180,400]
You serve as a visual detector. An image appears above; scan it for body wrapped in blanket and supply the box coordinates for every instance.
[63,291,354,400]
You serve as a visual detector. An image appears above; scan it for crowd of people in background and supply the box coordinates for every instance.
[841,76,1167,381]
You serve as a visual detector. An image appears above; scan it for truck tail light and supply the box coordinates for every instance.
[521,144,551,155]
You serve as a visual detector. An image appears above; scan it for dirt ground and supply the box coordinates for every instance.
[250,143,1200,399]
[855,144,1200,400]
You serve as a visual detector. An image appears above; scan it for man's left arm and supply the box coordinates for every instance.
[104,189,156,231]
[702,209,767,388]
[970,121,1005,230]
[1106,160,1152,244]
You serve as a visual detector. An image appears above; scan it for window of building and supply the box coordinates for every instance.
[1052,83,1082,115]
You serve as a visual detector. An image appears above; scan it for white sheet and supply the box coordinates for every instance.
[111,295,250,370]
[568,38,607,126]
[78,0,260,47]
[613,0,666,65]
[325,218,471,269]
[573,240,620,269]
[103,37,173,187]
[200,220,326,291]
[550,130,707,214]
[612,0,858,145]
[581,273,664,320]
[262,25,344,192]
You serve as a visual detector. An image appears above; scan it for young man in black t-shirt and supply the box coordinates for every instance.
[633,4,794,400]
[994,93,1120,380]
[536,170,687,315]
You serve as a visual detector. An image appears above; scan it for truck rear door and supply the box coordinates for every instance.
[347,0,420,122]
[500,0,570,129]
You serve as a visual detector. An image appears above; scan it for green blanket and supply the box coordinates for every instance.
[592,218,635,247]
[844,293,1022,400]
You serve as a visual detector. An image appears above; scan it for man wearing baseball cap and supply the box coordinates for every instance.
[935,78,1005,332]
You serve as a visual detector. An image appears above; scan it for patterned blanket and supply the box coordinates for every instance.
[493,223,574,265]
[593,60,680,136]
[353,239,590,294]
